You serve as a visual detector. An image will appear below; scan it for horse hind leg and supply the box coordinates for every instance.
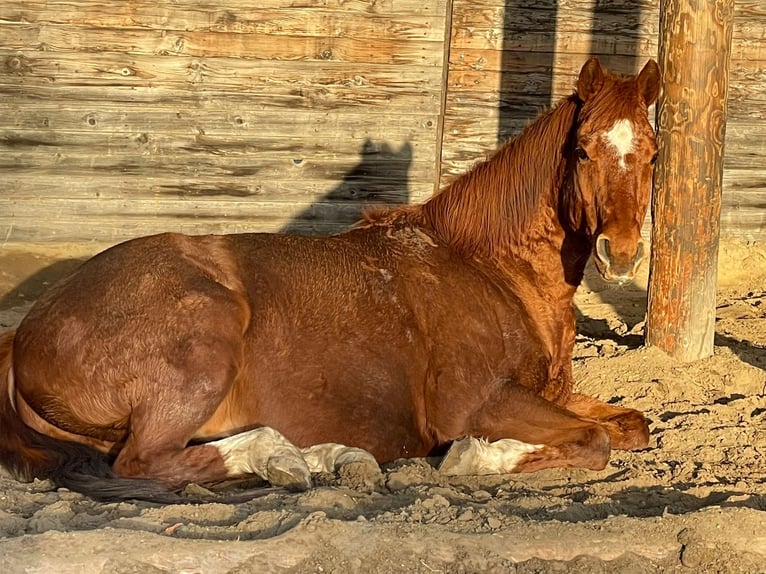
[109,327,316,490]
[207,427,312,491]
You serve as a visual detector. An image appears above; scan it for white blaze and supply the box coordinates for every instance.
[603,118,634,170]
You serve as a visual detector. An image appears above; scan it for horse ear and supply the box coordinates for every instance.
[577,57,605,102]
[637,59,661,106]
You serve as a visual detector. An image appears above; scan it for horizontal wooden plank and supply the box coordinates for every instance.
[442,93,762,127]
[0,171,444,202]
[449,0,659,10]
[2,12,444,42]
[446,53,678,94]
[449,6,659,52]
[723,124,766,169]
[1,103,439,137]
[1,172,437,203]
[723,169,766,191]
[1,0,449,21]
[0,85,440,115]
[2,169,435,201]
[0,51,443,90]
[0,115,438,179]
[0,125,437,156]
[719,214,766,240]
[0,52,442,112]
[0,193,439,244]
[2,25,445,66]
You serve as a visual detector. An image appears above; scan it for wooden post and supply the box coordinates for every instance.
[646,0,734,361]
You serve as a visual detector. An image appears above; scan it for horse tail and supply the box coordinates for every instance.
[0,330,276,503]
[0,329,61,481]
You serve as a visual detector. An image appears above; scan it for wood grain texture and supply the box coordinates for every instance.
[0,0,764,246]
[646,0,735,361]
[0,1,448,245]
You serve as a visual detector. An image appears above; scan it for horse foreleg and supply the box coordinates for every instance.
[564,393,649,450]
[438,383,611,475]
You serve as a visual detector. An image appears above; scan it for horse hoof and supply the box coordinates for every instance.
[335,448,379,470]
[266,453,312,491]
[438,437,481,475]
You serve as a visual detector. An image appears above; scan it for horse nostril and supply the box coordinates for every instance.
[634,240,646,265]
[596,235,611,264]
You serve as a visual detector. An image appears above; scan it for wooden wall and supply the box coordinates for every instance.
[1,0,765,245]
[0,0,448,244]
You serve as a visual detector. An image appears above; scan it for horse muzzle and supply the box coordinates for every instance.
[593,234,647,285]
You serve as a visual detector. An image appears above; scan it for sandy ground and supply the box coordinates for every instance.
[0,238,764,573]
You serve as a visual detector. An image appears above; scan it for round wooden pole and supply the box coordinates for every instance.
[646,0,734,362]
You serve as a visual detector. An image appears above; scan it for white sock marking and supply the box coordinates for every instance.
[439,437,544,475]
[300,443,378,473]
[603,118,634,170]
[209,426,301,479]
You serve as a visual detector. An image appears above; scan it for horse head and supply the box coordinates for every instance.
[570,58,661,284]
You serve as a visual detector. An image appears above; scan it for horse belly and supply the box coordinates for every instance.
[236,339,431,463]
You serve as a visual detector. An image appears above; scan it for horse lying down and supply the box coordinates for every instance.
[0,57,660,500]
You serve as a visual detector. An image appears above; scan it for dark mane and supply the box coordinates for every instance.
[362,95,582,258]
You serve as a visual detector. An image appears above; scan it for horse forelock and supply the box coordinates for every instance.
[577,73,650,136]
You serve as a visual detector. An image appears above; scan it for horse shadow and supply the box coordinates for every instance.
[280,139,412,236]
[0,139,413,315]
[0,258,85,314]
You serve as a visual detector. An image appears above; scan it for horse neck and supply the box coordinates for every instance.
[418,96,590,292]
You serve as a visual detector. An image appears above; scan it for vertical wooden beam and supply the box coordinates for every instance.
[646,0,734,361]
[434,0,455,194]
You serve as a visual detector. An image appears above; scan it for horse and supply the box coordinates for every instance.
[0,57,661,501]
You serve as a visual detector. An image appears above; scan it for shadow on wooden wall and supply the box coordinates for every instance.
[280,139,413,236]
[498,1,558,142]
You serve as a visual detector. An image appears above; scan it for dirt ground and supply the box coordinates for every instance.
[0,238,764,573]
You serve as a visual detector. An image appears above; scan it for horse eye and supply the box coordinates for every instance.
[576,147,589,162]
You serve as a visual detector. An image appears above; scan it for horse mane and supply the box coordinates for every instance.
[362,94,582,259]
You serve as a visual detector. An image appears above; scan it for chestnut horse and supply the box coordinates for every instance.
[0,58,661,501]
